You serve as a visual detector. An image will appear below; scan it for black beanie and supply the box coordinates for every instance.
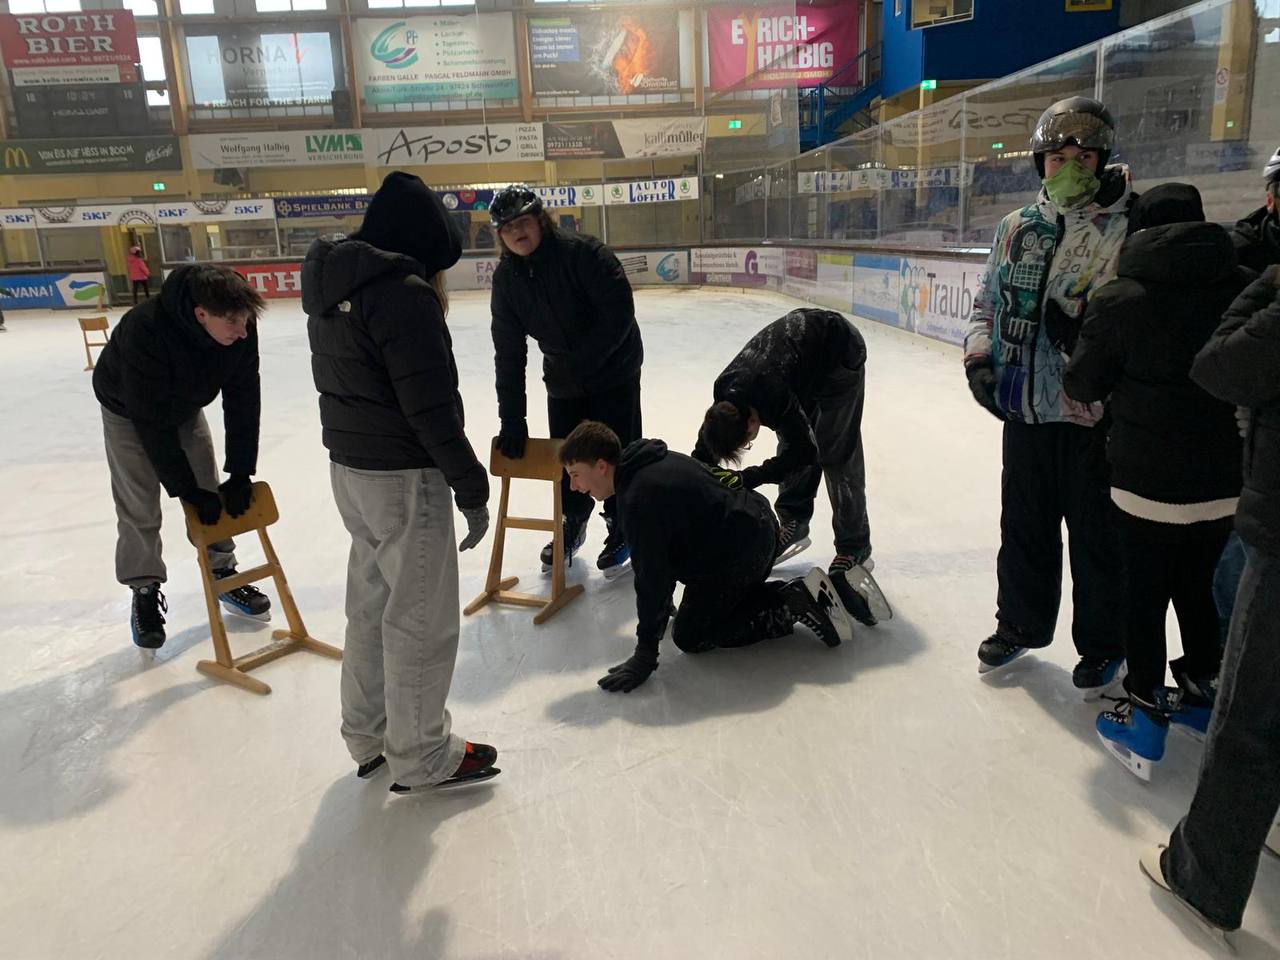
[354,171,463,275]
[1126,182,1205,236]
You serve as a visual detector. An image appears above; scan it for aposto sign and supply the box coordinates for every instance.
[372,123,543,166]
[0,12,139,84]
[189,130,367,169]
[0,136,181,175]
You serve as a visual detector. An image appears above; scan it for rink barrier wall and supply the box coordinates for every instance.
[0,265,108,311]
[150,243,988,348]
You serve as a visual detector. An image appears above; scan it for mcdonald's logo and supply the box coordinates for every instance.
[3,147,30,169]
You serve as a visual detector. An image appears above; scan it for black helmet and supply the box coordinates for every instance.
[490,184,542,228]
[1030,97,1115,176]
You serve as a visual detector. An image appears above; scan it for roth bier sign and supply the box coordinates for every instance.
[0,12,139,84]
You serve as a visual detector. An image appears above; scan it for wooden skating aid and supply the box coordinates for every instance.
[183,481,341,694]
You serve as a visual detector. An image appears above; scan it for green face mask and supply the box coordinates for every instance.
[1042,158,1100,211]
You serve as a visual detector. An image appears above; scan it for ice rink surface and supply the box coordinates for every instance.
[1,287,1277,960]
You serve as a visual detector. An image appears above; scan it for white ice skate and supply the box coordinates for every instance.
[773,519,811,566]
[804,567,855,644]
[830,557,893,626]
[1139,845,1236,953]
[1267,821,1280,859]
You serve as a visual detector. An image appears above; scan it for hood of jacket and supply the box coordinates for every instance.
[301,238,424,315]
[1036,162,1132,221]
[615,438,668,491]
[1119,221,1238,286]
[351,170,462,275]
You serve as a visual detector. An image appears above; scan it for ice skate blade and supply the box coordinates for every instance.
[391,767,501,795]
[1097,730,1155,781]
[773,537,811,566]
[804,568,854,644]
[1266,822,1280,859]
[1171,722,1207,744]
[1140,846,1237,953]
[220,600,272,623]
[832,565,893,625]
[600,560,632,581]
[977,647,1028,675]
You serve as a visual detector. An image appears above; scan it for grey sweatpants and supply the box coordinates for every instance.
[330,462,465,787]
[101,406,235,588]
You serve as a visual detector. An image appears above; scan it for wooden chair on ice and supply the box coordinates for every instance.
[464,438,584,626]
[183,480,341,695]
[79,316,110,371]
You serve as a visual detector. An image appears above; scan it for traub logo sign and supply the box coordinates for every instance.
[3,146,29,169]
[371,22,417,70]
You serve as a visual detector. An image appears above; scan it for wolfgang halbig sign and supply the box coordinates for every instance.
[190,131,367,169]
[356,14,517,104]
[707,4,860,90]
[372,123,543,165]
[0,12,139,84]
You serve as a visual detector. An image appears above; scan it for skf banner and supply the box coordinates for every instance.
[707,4,861,91]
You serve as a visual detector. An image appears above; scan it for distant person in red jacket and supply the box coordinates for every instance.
[127,246,151,303]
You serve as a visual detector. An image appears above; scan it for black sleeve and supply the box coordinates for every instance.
[740,392,817,489]
[624,495,675,662]
[490,274,528,423]
[1063,283,1127,404]
[580,242,636,336]
[1192,270,1280,408]
[220,325,261,478]
[115,325,198,497]
[370,278,488,508]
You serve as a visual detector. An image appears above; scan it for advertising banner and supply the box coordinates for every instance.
[782,247,817,300]
[0,271,106,309]
[372,123,543,166]
[0,12,138,83]
[185,28,337,108]
[444,256,501,291]
[152,199,275,224]
[536,185,602,208]
[11,63,123,86]
[852,254,903,328]
[274,195,370,219]
[529,10,680,96]
[691,247,784,288]
[813,252,854,311]
[227,262,303,299]
[616,250,688,285]
[33,203,158,229]
[602,177,698,206]
[356,14,518,104]
[0,208,37,228]
[0,135,180,175]
[707,4,860,91]
[189,131,367,169]
[898,255,982,346]
[543,117,705,160]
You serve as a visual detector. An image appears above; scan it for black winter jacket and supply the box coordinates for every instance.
[693,308,866,488]
[1064,221,1252,504]
[303,239,488,509]
[93,265,260,498]
[1192,266,1280,555]
[490,228,642,421]
[1229,206,1280,273]
[616,440,779,660]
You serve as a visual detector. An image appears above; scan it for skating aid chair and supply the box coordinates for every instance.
[183,481,341,694]
[78,316,109,371]
[464,438,584,625]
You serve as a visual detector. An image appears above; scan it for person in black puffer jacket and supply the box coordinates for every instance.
[1144,264,1280,936]
[304,171,497,793]
[489,185,643,578]
[93,264,267,650]
[1228,146,1280,273]
[555,421,852,694]
[1065,183,1253,776]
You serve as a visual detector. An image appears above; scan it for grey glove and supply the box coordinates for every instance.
[459,505,489,551]
[1236,406,1251,439]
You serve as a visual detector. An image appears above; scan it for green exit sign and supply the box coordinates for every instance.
[727,119,743,129]
[920,79,937,91]
[152,182,166,192]
[991,142,1004,150]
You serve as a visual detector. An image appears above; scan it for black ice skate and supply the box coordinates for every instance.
[356,755,387,780]
[772,517,811,566]
[783,568,854,647]
[1139,845,1236,950]
[131,583,167,649]
[828,555,893,626]
[541,515,588,574]
[1072,655,1127,701]
[390,742,501,794]
[214,566,272,622]
[595,512,631,580]
[977,623,1043,675]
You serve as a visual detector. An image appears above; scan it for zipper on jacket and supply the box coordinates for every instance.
[1026,213,1066,426]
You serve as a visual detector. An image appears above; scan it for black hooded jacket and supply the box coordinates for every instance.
[1065,188,1252,504]
[303,173,487,508]
[490,227,642,421]
[693,309,866,487]
[1192,266,1280,554]
[93,264,260,498]
[1229,206,1280,273]
[615,439,778,660]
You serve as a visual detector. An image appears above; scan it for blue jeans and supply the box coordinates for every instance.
[1213,532,1248,639]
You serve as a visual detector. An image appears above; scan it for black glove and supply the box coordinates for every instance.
[181,488,223,526]
[966,364,1004,421]
[598,654,658,693]
[218,474,253,518]
[497,419,528,459]
[1042,299,1081,355]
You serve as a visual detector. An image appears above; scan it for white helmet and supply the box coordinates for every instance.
[1265,146,1280,186]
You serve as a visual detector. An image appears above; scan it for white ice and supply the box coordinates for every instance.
[1,287,1277,960]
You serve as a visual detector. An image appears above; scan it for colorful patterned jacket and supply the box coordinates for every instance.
[964,164,1135,426]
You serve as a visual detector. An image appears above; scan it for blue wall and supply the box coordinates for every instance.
[881,0,1123,100]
